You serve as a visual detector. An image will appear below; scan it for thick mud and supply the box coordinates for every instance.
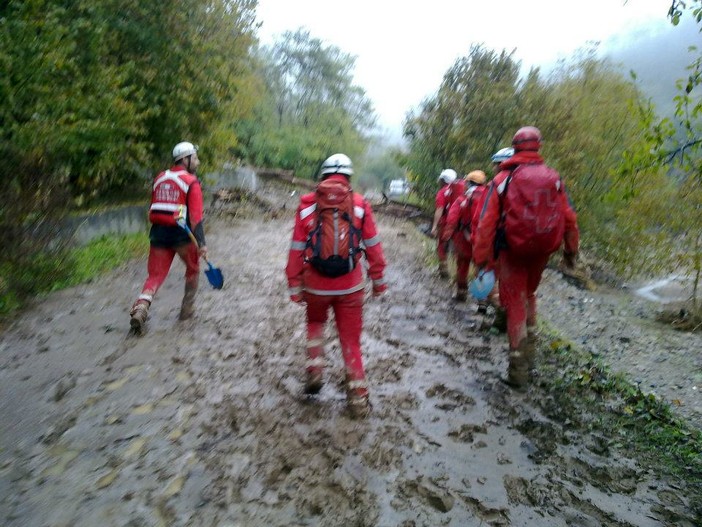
[0,185,699,526]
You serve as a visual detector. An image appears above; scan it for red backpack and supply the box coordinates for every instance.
[305,178,363,277]
[496,164,566,257]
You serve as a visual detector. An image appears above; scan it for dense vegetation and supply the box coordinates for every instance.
[0,1,373,312]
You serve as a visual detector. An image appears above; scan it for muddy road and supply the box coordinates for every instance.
[0,187,699,526]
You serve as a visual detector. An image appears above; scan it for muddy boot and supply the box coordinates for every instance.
[453,286,467,302]
[505,347,529,391]
[492,307,507,333]
[303,369,324,395]
[438,262,449,279]
[346,379,370,419]
[524,329,537,369]
[129,301,150,332]
[179,281,198,321]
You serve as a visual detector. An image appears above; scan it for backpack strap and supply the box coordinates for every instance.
[494,166,518,259]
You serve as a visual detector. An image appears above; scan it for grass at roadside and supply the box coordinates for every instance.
[0,233,148,319]
[49,233,148,290]
[535,321,702,515]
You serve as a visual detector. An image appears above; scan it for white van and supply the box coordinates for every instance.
[388,179,410,196]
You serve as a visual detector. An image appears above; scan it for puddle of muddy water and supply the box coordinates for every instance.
[635,274,696,303]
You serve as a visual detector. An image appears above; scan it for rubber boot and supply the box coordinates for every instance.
[453,286,467,302]
[438,261,449,279]
[130,300,150,332]
[179,280,198,320]
[346,378,370,419]
[525,328,537,369]
[505,346,529,391]
[492,307,507,333]
[304,369,324,395]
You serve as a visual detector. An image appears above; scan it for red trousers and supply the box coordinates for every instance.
[497,251,550,349]
[437,225,449,263]
[139,244,199,301]
[452,233,471,289]
[303,289,367,394]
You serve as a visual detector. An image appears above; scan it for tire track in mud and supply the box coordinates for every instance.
[0,199,698,526]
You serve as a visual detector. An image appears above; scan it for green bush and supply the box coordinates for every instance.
[0,233,147,318]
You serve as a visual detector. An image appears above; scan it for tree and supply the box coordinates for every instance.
[0,0,260,310]
[234,29,376,179]
[359,150,406,192]
[402,45,522,202]
[608,1,702,309]
[517,51,645,246]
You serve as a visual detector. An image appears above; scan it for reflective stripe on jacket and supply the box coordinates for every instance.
[149,168,199,226]
[285,175,387,296]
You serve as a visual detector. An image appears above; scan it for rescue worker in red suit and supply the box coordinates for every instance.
[441,170,487,301]
[431,169,464,278]
[473,127,579,388]
[130,142,208,332]
[285,153,387,418]
[471,147,514,317]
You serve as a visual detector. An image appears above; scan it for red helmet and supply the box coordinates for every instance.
[512,126,542,151]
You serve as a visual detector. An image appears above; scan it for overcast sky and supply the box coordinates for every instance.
[255,1,674,139]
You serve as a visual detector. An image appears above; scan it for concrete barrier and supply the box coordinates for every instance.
[63,205,149,246]
[62,166,262,246]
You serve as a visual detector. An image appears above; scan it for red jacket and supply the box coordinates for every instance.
[470,185,489,249]
[434,179,466,227]
[149,166,202,226]
[286,175,387,296]
[473,151,579,267]
[148,165,205,247]
[442,184,486,254]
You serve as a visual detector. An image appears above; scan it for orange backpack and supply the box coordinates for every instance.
[305,179,363,277]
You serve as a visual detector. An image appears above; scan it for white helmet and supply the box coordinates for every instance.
[438,169,457,184]
[491,147,514,164]
[172,141,198,162]
[320,153,353,178]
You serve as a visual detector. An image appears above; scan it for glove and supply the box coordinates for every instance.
[290,293,304,304]
[372,281,388,297]
[562,252,577,270]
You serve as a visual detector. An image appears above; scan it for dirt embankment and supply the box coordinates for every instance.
[0,181,699,526]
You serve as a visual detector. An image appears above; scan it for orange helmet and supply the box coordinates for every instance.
[465,170,486,185]
[512,126,542,151]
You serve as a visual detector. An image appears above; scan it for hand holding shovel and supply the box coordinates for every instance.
[174,208,224,290]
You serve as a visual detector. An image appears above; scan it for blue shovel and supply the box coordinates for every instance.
[174,212,224,290]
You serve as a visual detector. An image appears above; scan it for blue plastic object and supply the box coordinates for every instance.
[175,215,224,290]
[470,269,495,300]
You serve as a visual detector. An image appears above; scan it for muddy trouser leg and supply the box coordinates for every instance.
[176,242,200,320]
[303,293,331,394]
[455,243,470,301]
[498,253,530,387]
[131,245,177,328]
[437,228,449,277]
[332,290,368,415]
[524,256,549,368]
